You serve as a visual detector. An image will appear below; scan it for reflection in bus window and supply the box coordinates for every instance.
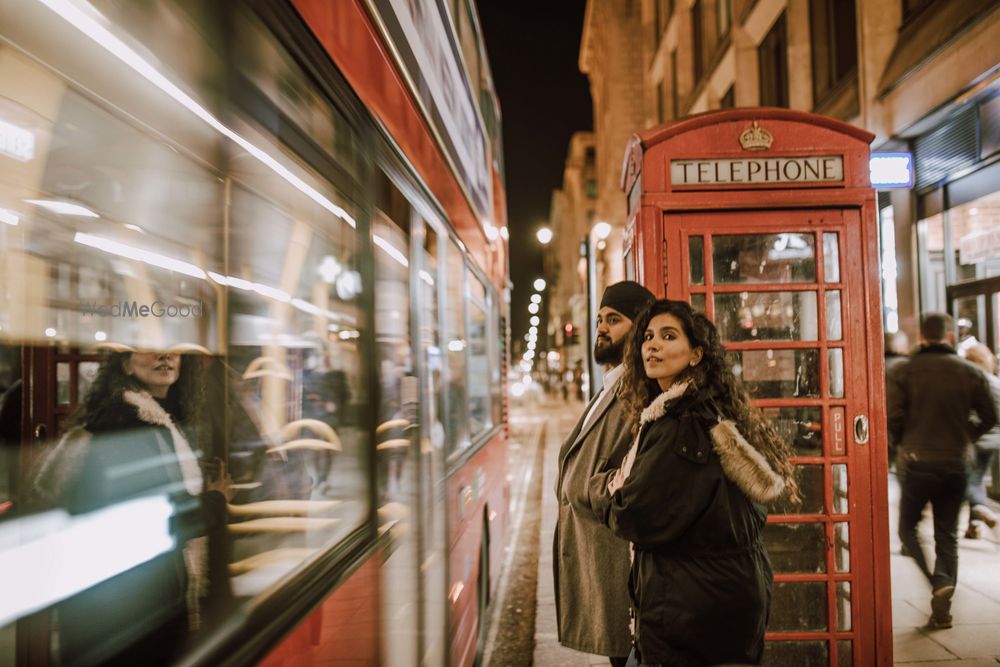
[468,273,491,439]
[445,241,469,455]
[224,121,367,597]
[373,172,419,666]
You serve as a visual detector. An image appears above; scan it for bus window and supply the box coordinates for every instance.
[445,240,470,455]
[468,270,491,439]
[224,116,367,595]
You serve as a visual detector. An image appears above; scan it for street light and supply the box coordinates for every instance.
[533,278,546,291]
[530,294,541,304]
[593,221,612,240]
[536,226,553,245]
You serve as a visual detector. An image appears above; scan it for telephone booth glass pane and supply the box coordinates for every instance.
[826,291,843,340]
[761,406,823,455]
[691,293,706,313]
[832,464,849,514]
[834,522,851,572]
[689,235,705,284]
[828,348,845,397]
[836,582,852,631]
[763,522,827,572]
[715,291,818,340]
[772,464,824,515]
[770,582,828,630]
[838,640,853,666]
[726,349,820,398]
[823,232,840,282]
[713,233,816,283]
[763,640,829,665]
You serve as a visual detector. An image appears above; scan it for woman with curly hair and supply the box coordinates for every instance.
[32,348,228,666]
[588,299,798,667]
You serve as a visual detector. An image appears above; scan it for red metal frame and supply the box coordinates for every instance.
[624,109,891,666]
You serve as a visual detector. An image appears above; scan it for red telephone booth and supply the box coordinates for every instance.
[622,108,891,666]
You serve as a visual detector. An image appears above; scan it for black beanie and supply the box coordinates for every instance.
[599,281,654,321]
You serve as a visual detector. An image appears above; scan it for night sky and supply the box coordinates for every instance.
[477,2,592,344]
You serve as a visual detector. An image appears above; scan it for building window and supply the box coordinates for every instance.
[670,50,680,118]
[718,0,733,38]
[758,12,789,108]
[721,85,735,108]
[810,0,858,108]
[658,0,673,35]
[657,80,666,123]
[692,0,704,82]
[902,0,939,23]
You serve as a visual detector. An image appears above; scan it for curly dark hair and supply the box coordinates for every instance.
[75,351,205,435]
[621,299,799,503]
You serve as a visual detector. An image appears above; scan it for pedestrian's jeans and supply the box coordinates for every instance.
[624,646,756,667]
[967,446,998,507]
[898,457,967,589]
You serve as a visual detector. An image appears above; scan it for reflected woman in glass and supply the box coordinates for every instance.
[31,347,228,666]
[588,300,797,666]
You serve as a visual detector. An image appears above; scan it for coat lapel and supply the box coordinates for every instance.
[571,383,619,449]
[557,390,603,466]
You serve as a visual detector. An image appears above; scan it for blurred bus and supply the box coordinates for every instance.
[0,0,509,665]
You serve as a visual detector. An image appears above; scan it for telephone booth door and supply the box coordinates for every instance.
[623,108,891,666]
[672,209,874,666]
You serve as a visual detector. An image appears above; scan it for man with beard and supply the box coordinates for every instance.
[553,280,654,665]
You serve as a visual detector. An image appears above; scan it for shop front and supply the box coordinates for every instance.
[886,90,1000,497]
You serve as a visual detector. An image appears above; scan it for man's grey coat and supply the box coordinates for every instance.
[553,383,634,657]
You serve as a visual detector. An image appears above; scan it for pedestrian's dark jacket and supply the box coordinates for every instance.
[884,352,908,455]
[553,379,633,656]
[887,343,998,462]
[30,390,228,666]
[588,382,785,667]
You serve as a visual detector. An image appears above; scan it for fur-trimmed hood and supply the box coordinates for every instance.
[640,382,785,504]
[121,390,202,496]
[31,390,203,504]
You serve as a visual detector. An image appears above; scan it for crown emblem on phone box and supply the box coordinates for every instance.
[739,121,773,151]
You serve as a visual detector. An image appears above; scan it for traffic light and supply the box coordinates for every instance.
[563,322,578,344]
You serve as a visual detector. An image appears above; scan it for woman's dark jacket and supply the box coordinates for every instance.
[30,390,227,666]
[588,382,786,666]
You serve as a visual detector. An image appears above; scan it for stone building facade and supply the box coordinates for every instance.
[572,0,1000,348]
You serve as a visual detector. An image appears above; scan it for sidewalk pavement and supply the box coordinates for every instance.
[532,395,618,667]
[522,395,1000,665]
[889,470,1000,665]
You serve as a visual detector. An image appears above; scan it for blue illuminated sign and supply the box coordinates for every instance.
[869,152,914,189]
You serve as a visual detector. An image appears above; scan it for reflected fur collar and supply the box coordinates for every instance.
[639,382,785,504]
[122,390,202,496]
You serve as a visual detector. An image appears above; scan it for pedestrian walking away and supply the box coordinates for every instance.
[961,343,1000,539]
[588,299,797,667]
[887,312,998,630]
[553,280,654,666]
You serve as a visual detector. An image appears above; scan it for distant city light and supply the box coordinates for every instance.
[592,221,612,240]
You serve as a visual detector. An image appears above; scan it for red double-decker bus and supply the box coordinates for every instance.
[0,1,509,665]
